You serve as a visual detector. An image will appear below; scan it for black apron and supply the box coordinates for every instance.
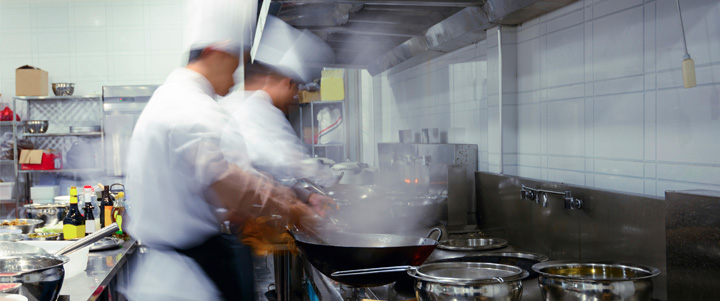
[175,234,256,301]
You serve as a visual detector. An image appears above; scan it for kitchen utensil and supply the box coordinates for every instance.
[437,238,509,251]
[68,126,101,134]
[429,252,550,301]
[24,233,60,241]
[289,227,441,287]
[89,237,124,252]
[51,83,74,96]
[532,260,660,301]
[333,262,528,301]
[24,121,48,134]
[0,220,42,234]
[0,224,118,301]
[23,203,68,228]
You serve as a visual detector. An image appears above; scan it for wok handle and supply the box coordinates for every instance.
[56,223,119,256]
[331,265,415,277]
[427,227,442,241]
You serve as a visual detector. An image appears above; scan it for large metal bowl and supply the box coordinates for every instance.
[410,262,528,301]
[51,83,74,96]
[24,120,48,134]
[0,219,43,234]
[23,203,69,228]
[532,261,661,301]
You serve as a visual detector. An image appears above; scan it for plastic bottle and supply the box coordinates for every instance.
[63,186,86,239]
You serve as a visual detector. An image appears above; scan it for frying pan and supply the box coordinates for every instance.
[289,227,441,287]
[0,224,119,301]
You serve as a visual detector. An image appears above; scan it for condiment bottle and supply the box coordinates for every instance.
[112,191,128,240]
[82,186,98,234]
[100,185,114,228]
[63,186,86,239]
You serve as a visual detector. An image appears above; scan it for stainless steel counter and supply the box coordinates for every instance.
[58,239,137,300]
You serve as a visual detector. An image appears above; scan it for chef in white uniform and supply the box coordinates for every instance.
[123,2,317,300]
[220,16,337,213]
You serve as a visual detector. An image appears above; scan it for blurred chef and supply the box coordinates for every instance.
[123,1,317,300]
[220,16,337,215]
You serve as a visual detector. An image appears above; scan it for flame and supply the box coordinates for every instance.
[414,178,418,184]
[404,179,411,183]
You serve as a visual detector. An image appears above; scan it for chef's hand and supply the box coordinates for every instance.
[307,193,337,217]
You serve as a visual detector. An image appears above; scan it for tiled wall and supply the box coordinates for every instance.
[362,0,720,197]
[0,0,189,102]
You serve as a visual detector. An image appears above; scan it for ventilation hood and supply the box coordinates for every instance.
[275,0,577,75]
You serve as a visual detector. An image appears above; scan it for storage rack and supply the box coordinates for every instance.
[298,100,346,163]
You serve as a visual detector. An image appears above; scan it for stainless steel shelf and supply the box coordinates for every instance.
[19,168,104,174]
[14,95,101,101]
[21,132,102,137]
[0,121,20,127]
[0,160,15,165]
[312,144,344,147]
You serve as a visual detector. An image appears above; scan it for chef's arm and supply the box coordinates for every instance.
[209,164,317,228]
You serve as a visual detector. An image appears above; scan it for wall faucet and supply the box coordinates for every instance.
[521,184,583,210]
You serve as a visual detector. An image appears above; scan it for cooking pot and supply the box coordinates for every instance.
[330,162,373,186]
[23,203,69,227]
[532,260,660,301]
[333,262,528,301]
[0,224,119,301]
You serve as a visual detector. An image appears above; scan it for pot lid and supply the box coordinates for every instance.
[437,238,508,251]
[411,262,528,284]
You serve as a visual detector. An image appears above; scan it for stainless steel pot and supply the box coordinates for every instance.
[0,224,119,301]
[333,262,528,300]
[23,204,69,227]
[532,261,661,301]
[411,262,528,301]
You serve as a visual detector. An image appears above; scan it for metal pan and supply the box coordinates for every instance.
[0,224,119,301]
[289,227,441,287]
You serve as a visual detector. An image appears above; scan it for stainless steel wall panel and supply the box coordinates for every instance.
[665,189,720,300]
[475,172,667,300]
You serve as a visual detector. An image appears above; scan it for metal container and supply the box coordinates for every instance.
[532,261,660,301]
[51,83,74,96]
[0,220,42,234]
[24,120,48,133]
[0,255,67,301]
[23,203,69,228]
[69,125,101,133]
[411,262,527,301]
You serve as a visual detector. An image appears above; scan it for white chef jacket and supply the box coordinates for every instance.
[124,68,240,301]
[219,90,335,186]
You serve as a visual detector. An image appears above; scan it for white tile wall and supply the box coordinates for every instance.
[0,0,190,100]
[363,0,720,197]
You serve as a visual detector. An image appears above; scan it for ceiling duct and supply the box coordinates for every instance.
[277,0,578,75]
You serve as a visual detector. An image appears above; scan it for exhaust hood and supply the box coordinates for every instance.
[276,0,578,75]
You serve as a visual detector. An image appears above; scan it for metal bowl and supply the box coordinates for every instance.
[410,262,528,300]
[25,233,60,241]
[437,238,509,251]
[24,120,48,134]
[23,203,69,228]
[532,260,660,301]
[0,233,25,242]
[0,219,43,234]
[51,83,74,96]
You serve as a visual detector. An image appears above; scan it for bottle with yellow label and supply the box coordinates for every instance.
[100,185,114,228]
[63,186,86,239]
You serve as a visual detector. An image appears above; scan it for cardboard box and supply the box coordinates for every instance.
[16,65,48,96]
[19,149,62,170]
[298,90,321,104]
[320,69,344,101]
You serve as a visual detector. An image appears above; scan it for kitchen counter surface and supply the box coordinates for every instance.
[59,238,137,300]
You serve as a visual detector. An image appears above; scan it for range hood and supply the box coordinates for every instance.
[275,0,578,75]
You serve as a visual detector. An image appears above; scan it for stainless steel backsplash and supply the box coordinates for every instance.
[475,171,667,300]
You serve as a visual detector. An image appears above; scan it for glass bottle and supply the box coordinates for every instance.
[112,191,128,240]
[63,186,86,239]
[100,185,114,228]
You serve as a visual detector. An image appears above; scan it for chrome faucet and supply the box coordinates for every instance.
[521,184,583,210]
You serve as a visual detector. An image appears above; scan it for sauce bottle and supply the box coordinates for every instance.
[112,191,128,240]
[82,186,97,234]
[63,186,86,239]
[100,185,114,228]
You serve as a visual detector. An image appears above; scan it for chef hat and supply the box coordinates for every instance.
[185,0,257,58]
[253,16,335,83]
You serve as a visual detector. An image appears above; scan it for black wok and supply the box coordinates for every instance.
[290,228,441,287]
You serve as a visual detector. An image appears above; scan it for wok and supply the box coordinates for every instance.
[0,224,119,301]
[290,228,441,287]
